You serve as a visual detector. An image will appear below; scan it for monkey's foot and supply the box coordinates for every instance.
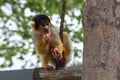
[42,65,54,70]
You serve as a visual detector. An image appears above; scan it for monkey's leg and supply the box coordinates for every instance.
[36,39,54,70]
[41,54,54,70]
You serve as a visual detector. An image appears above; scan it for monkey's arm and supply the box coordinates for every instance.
[50,28,63,59]
[51,41,63,59]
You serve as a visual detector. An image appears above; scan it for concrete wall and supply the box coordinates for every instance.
[0,69,33,80]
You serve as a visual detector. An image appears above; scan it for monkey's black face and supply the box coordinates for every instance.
[32,14,51,34]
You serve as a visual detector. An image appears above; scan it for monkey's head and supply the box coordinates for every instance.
[28,14,51,34]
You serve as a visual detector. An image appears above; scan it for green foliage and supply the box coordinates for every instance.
[0,0,85,68]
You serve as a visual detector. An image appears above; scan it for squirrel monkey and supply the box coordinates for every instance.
[28,14,72,69]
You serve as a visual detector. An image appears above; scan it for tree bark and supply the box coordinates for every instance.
[33,67,82,80]
[83,0,120,80]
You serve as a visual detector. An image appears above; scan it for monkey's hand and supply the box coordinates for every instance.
[51,48,62,59]
[43,33,51,43]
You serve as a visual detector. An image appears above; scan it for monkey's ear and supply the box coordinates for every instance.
[28,21,35,29]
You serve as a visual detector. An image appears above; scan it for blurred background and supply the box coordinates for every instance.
[0,0,85,70]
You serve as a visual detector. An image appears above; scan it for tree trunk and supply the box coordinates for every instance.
[83,0,120,80]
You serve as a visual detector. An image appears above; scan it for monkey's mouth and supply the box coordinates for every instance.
[43,28,51,39]
[43,28,49,34]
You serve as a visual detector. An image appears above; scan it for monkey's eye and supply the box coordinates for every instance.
[41,24,46,27]
[46,23,49,26]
